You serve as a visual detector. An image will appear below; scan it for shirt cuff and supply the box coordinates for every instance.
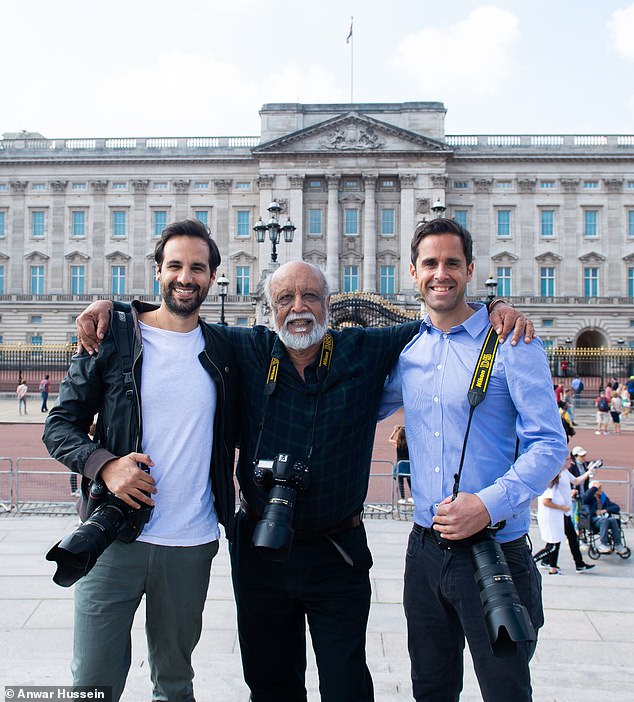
[477,482,512,527]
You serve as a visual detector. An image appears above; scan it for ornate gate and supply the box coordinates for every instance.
[329,293,420,329]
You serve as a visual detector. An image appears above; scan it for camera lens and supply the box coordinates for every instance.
[46,503,128,587]
[471,538,536,658]
[252,484,297,560]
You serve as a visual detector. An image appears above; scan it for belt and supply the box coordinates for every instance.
[412,523,527,551]
[240,498,362,542]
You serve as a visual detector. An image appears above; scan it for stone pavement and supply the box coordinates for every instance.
[0,515,633,701]
[1,396,634,700]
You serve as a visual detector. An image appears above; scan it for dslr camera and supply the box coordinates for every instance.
[252,453,309,560]
[46,470,153,587]
[468,526,536,658]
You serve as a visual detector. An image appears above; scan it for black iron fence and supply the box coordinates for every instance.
[0,344,74,393]
[548,347,634,399]
[1,338,634,398]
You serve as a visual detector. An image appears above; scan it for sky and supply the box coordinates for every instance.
[3,0,634,139]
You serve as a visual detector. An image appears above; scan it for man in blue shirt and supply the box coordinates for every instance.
[380,218,567,702]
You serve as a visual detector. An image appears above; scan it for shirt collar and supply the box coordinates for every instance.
[420,302,488,339]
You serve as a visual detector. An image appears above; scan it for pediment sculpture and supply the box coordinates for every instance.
[321,123,383,151]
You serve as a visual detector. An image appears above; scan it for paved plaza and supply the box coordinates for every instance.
[1,397,633,700]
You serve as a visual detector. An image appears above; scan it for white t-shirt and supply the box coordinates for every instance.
[537,469,573,544]
[136,321,220,546]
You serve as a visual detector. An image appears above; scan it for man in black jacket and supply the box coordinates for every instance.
[583,481,627,554]
[43,219,238,702]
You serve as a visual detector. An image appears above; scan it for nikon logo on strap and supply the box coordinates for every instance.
[467,327,499,408]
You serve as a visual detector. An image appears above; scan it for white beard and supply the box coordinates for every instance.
[276,311,329,350]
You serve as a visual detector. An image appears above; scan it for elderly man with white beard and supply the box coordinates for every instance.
[76,258,531,702]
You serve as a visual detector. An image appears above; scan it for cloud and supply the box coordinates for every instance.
[65,53,346,137]
[393,5,520,97]
[86,53,264,136]
[608,4,634,60]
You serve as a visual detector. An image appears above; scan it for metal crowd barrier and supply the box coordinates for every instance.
[592,467,632,521]
[0,457,13,512]
[364,460,395,517]
[13,457,77,515]
[2,456,632,523]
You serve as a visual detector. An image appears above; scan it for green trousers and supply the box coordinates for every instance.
[72,539,218,701]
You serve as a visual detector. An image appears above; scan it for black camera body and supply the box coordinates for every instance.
[46,472,153,588]
[251,453,309,560]
[469,529,536,658]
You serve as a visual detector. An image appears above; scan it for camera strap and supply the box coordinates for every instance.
[252,333,334,467]
[451,325,500,500]
[111,310,135,401]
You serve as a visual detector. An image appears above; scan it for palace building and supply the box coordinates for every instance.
[1,101,634,348]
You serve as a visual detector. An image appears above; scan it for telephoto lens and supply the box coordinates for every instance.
[252,454,309,561]
[46,502,128,587]
[46,475,153,587]
[471,537,536,658]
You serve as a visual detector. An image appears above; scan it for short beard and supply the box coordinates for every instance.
[276,311,329,351]
[163,283,207,316]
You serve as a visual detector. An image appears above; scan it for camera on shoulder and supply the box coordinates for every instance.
[251,453,309,560]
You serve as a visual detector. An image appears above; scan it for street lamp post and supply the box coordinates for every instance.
[253,200,296,264]
[484,274,498,302]
[216,272,229,326]
[431,198,446,218]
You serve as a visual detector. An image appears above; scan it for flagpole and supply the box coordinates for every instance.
[347,16,354,103]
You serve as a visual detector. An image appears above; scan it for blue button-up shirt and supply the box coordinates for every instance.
[379,304,568,542]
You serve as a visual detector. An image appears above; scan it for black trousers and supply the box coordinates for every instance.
[230,509,374,702]
[404,526,543,702]
[564,514,584,567]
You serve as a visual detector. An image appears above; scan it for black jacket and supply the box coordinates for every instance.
[582,486,620,519]
[43,302,238,538]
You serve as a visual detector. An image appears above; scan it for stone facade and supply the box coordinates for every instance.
[1,102,634,348]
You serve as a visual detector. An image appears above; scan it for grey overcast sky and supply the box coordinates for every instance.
[3,0,634,139]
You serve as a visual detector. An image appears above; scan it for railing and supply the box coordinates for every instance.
[0,344,74,392]
[4,133,634,155]
[0,457,12,512]
[12,457,77,515]
[445,134,634,150]
[2,456,632,523]
[0,135,261,155]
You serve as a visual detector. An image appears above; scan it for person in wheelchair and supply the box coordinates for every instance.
[582,481,628,555]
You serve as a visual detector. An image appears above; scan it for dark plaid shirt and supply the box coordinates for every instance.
[226,322,419,531]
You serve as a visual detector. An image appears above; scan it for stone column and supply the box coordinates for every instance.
[131,180,149,293]
[326,174,340,292]
[605,178,623,295]
[362,173,377,292]
[560,178,580,297]
[256,175,275,279]
[214,179,233,272]
[288,175,304,262]
[49,180,68,293]
[8,181,27,293]
[173,179,190,220]
[90,180,108,293]
[399,174,417,293]
[517,178,537,295]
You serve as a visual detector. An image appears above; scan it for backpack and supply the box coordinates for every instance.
[598,397,609,412]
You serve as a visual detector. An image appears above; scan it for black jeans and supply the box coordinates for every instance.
[404,526,543,702]
[230,509,374,702]
[564,514,584,566]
